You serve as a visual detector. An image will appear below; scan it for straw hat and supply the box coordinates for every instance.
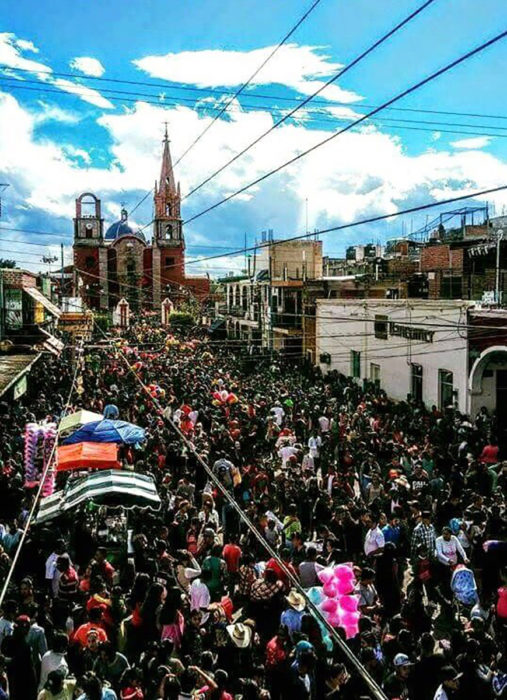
[286,589,306,612]
[226,622,252,648]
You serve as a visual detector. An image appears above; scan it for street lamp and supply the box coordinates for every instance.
[42,254,57,275]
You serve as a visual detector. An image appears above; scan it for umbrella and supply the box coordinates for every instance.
[58,410,103,435]
[57,442,120,472]
[104,404,119,419]
[63,420,146,446]
[35,470,161,523]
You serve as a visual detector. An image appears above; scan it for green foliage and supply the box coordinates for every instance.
[169,311,194,328]
[0,259,17,269]
[94,311,112,333]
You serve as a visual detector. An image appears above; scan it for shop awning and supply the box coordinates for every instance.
[63,419,145,446]
[39,328,65,356]
[34,470,161,523]
[0,353,41,398]
[59,410,104,435]
[23,286,62,318]
[56,442,120,472]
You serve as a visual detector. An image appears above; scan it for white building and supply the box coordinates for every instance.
[316,299,473,413]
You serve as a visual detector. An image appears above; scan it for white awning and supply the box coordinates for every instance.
[23,286,62,318]
[39,328,64,356]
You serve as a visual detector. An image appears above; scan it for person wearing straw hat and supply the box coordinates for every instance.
[281,590,306,640]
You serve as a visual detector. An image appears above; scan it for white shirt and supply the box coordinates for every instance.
[271,406,285,426]
[364,526,385,556]
[318,416,330,432]
[279,445,297,468]
[39,650,68,691]
[435,535,467,566]
[190,578,210,623]
[433,684,450,700]
[308,436,321,458]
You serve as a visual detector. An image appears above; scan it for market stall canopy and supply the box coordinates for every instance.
[35,470,161,523]
[57,442,120,472]
[63,419,146,446]
[58,410,104,435]
[23,286,62,318]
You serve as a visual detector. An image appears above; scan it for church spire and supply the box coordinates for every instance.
[158,123,176,194]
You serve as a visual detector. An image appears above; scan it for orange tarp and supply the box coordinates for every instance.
[56,442,120,472]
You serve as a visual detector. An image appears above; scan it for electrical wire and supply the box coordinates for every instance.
[86,315,387,700]
[181,0,439,201]
[126,0,324,216]
[3,61,507,123]
[183,30,507,225]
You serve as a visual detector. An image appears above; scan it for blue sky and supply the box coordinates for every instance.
[1,0,507,275]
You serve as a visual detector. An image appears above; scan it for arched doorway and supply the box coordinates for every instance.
[469,345,507,444]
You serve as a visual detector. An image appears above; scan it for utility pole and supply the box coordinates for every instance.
[496,229,504,304]
[60,243,65,303]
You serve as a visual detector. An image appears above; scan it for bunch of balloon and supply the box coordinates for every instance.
[317,564,360,639]
[24,423,42,486]
[147,384,166,400]
[41,423,57,497]
[211,390,238,406]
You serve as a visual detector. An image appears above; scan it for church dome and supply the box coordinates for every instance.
[105,208,146,242]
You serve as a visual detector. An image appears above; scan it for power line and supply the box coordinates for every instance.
[4,60,507,122]
[126,0,324,217]
[172,0,324,168]
[181,0,439,202]
[183,30,507,226]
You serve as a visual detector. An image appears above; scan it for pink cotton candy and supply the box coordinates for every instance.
[323,580,338,598]
[340,611,360,627]
[336,578,355,595]
[317,567,335,585]
[327,612,342,627]
[320,598,339,614]
[334,564,355,579]
[339,595,359,612]
[344,623,359,639]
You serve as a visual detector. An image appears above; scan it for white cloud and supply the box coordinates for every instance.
[33,102,81,124]
[70,56,105,78]
[0,33,113,109]
[133,43,362,104]
[63,145,91,164]
[52,78,113,109]
[0,32,51,75]
[14,38,39,53]
[451,136,492,150]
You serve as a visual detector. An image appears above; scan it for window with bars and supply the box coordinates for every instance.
[350,350,361,379]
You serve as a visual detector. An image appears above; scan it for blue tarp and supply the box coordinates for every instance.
[63,419,146,446]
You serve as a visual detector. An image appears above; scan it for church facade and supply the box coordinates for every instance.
[73,132,210,311]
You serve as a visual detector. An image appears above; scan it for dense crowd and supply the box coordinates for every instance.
[0,319,505,700]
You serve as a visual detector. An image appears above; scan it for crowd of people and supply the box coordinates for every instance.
[0,318,505,700]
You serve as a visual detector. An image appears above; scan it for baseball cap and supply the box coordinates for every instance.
[440,665,462,682]
[15,614,30,624]
[394,653,413,667]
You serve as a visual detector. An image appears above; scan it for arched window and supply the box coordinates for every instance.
[165,224,173,239]
[165,203,172,216]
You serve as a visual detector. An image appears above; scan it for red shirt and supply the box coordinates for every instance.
[265,558,298,591]
[72,622,108,647]
[222,544,241,573]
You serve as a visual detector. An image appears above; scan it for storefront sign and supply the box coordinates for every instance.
[389,322,435,342]
[13,374,27,399]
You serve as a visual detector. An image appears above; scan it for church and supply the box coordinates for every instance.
[73,130,210,311]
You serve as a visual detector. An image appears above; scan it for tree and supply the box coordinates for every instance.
[0,259,17,269]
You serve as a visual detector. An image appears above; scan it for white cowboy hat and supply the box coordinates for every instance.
[286,589,306,612]
[226,622,252,648]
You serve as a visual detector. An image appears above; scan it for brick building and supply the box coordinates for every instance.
[73,130,209,311]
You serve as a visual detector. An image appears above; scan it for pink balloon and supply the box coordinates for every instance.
[323,581,338,598]
[339,595,359,612]
[317,567,335,585]
[337,579,354,595]
[320,598,338,614]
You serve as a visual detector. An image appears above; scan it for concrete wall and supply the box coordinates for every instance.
[316,299,472,413]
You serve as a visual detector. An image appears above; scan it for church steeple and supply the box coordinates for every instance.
[158,124,176,194]
[153,125,183,246]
